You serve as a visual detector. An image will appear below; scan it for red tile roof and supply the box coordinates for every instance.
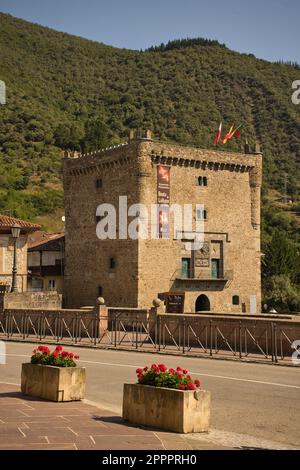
[0,214,41,232]
[27,231,64,249]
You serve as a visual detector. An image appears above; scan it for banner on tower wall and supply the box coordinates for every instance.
[157,165,170,238]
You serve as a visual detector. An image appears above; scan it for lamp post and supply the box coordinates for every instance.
[11,224,21,293]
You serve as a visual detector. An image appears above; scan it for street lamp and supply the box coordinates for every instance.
[11,224,21,293]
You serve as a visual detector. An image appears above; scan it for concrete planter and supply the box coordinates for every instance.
[21,363,86,402]
[122,383,211,433]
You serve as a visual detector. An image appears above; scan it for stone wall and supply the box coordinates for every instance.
[63,142,141,308]
[0,291,62,312]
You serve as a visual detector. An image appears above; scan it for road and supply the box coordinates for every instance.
[1,341,300,449]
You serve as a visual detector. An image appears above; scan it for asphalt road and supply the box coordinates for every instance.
[1,341,300,449]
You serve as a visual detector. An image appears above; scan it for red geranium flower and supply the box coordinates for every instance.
[183,369,188,375]
[158,364,167,372]
[187,382,196,390]
[179,385,185,390]
[55,345,63,352]
[136,368,143,374]
[176,366,182,372]
[194,379,201,388]
[74,355,79,360]
[169,368,175,374]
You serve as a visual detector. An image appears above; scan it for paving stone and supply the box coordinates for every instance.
[0,384,225,450]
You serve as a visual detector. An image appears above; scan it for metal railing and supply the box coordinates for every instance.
[0,310,299,365]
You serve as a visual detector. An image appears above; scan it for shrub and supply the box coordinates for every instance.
[30,345,79,367]
[136,364,201,391]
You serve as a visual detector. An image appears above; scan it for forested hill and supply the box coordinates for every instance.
[0,12,300,238]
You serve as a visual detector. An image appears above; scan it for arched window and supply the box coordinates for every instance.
[203,177,208,186]
[197,176,203,186]
[232,295,240,306]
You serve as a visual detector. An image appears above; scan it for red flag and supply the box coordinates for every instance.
[214,122,222,145]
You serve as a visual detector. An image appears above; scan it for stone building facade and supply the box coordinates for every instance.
[0,215,40,292]
[63,132,262,314]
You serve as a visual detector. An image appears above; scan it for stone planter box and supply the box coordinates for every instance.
[122,384,210,433]
[21,363,86,402]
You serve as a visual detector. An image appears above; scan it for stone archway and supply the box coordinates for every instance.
[195,294,210,312]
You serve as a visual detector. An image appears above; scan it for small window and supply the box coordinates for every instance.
[197,176,208,186]
[232,295,240,306]
[96,178,103,189]
[48,279,56,290]
[109,257,116,269]
[98,286,103,296]
[196,209,207,220]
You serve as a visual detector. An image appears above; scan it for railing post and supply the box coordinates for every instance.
[271,322,274,363]
[22,313,26,340]
[239,321,242,359]
[209,320,213,357]
[274,323,278,363]
[135,316,138,350]
[182,317,186,354]
[95,297,107,346]
[56,313,60,342]
[158,315,161,352]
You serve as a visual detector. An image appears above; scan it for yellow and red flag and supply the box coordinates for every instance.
[223,124,242,144]
[222,124,234,144]
[214,122,222,145]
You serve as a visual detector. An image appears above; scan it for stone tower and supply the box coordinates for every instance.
[63,132,262,314]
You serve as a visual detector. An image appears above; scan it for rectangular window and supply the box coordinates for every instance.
[48,279,56,290]
[196,209,207,220]
[181,258,191,279]
[96,178,103,189]
[196,176,208,186]
[211,259,219,279]
[109,257,116,270]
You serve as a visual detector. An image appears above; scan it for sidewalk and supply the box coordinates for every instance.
[0,383,229,450]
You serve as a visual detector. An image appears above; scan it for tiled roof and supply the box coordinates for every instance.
[28,231,64,249]
[0,214,41,231]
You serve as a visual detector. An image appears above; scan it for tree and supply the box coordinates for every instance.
[263,275,300,313]
[263,230,300,284]
[81,117,113,153]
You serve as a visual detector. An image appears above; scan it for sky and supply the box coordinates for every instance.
[0,0,299,63]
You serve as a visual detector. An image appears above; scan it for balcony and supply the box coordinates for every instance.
[172,269,233,284]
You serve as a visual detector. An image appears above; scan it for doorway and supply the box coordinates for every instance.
[195,294,210,312]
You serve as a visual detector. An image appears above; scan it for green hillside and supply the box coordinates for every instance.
[0,13,300,309]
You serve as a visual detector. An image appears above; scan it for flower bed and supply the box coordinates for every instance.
[136,363,201,390]
[31,345,80,367]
